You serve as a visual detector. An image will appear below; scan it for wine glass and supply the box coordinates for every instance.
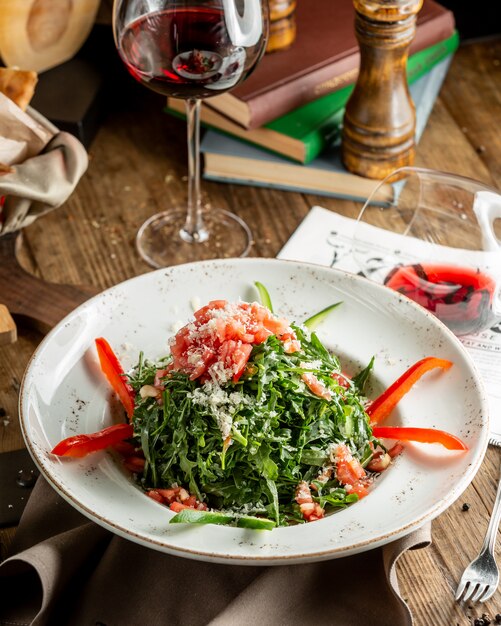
[113,0,269,268]
[352,166,501,336]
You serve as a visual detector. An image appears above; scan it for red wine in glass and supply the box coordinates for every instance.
[114,0,268,268]
[119,8,253,99]
[384,263,497,335]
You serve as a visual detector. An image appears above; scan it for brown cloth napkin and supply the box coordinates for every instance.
[0,478,431,626]
[0,108,88,235]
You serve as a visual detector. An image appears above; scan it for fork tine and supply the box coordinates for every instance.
[455,448,501,606]
[472,584,488,603]
[462,582,479,603]
[455,580,468,601]
[478,586,495,603]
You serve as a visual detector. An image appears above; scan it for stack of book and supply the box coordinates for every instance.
[165,0,458,201]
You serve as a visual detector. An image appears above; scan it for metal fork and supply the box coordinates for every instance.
[455,433,501,603]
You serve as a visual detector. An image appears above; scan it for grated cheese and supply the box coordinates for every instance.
[170,320,184,333]
[300,360,323,371]
[190,296,201,312]
[190,381,250,439]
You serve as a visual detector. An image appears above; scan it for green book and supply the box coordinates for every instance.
[200,55,453,201]
[166,30,459,164]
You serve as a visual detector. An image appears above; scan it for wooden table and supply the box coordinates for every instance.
[1,35,501,626]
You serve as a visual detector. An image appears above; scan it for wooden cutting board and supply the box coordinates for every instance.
[0,231,98,343]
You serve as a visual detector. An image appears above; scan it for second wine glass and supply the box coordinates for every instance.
[114,0,269,268]
[353,167,501,336]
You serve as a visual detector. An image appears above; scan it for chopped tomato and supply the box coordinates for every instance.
[366,450,391,472]
[254,327,273,343]
[154,368,169,389]
[281,331,301,354]
[388,442,405,458]
[51,423,134,458]
[262,314,290,336]
[335,443,369,499]
[367,357,453,425]
[146,490,164,503]
[193,300,226,323]
[295,480,313,505]
[295,480,325,521]
[168,300,298,384]
[299,501,325,521]
[372,426,468,450]
[157,488,178,503]
[170,501,189,513]
[302,372,332,400]
[331,372,351,389]
[112,440,137,457]
[335,446,365,484]
[123,455,146,473]
[184,495,198,507]
[147,486,208,511]
[187,345,214,380]
[95,338,135,419]
[170,500,208,513]
[346,480,369,498]
[220,340,253,382]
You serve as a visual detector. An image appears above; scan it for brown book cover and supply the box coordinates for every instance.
[208,0,455,130]
[201,54,452,200]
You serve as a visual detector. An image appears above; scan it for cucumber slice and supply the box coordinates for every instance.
[304,302,342,330]
[169,509,234,525]
[254,281,274,312]
[237,515,276,530]
[170,508,276,530]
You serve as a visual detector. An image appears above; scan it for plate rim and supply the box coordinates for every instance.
[19,257,491,564]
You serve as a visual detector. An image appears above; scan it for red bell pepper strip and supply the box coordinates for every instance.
[95,337,135,419]
[372,426,467,450]
[366,357,453,425]
[51,423,134,458]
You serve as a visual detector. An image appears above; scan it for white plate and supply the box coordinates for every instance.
[20,258,489,564]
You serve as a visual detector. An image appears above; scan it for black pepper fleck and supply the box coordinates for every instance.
[462,503,471,511]
[0,407,5,418]
[474,615,492,626]
[495,615,501,624]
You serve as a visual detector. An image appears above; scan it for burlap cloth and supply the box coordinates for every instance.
[0,477,431,626]
[0,106,88,235]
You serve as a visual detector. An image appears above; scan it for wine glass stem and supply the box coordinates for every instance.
[180,98,209,244]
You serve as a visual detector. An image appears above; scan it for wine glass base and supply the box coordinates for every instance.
[136,208,253,269]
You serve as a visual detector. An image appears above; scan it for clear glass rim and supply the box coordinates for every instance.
[365,166,501,208]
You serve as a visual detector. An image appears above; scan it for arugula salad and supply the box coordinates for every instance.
[128,298,377,528]
[52,285,467,530]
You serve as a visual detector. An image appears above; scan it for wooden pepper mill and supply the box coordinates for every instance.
[341,0,423,180]
[266,0,297,53]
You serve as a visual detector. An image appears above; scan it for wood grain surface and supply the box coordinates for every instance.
[1,35,501,625]
[0,232,98,333]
